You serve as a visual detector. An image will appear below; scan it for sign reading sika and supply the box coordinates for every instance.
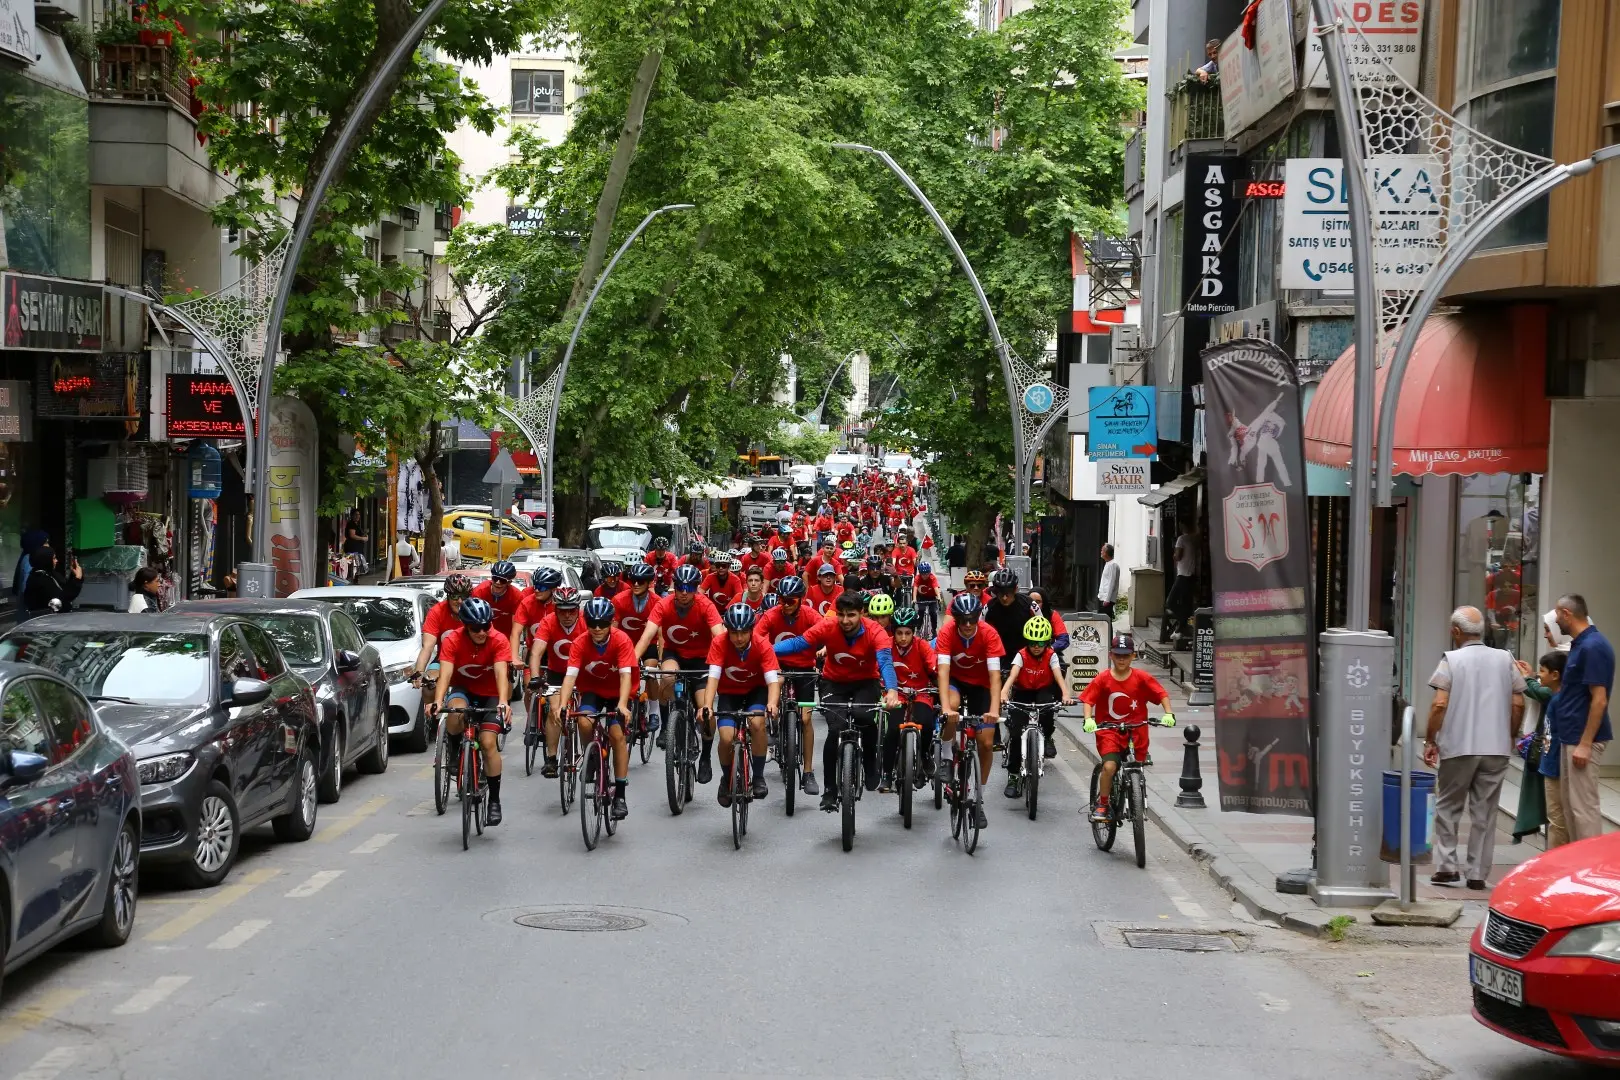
[1181,156,1241,316]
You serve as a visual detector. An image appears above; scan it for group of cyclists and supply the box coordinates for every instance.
[408,478,1175,837]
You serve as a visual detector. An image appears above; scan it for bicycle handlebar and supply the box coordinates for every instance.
[1091,719,1169,730]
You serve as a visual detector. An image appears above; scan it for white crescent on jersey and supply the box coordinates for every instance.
[772,630,798,646]
[1108,691,1132,720]
[666,624,698,646]
[724,665,755,683]
[621,614,647,633]
[582,658,616,679]
[831,651,859,664]
[552,637,573,660]
[456,663,492,680]
[952,651,982,669]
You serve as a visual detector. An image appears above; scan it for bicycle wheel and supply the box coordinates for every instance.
[580,749,601,851]
[1089,764,1117,851]
[524,699,541,777]
[1128,769,1147,869]
[964,776,981,856]
[433,717,450,815]
[682,708,699,804]
[665,706,686,815]
[1024,726,1041,821]
[950,757,965,841]
[559,722,576,815]
[899,729,915,830]
[781,718,798,817]
[461,746,476,850]
[839,740,858,853]
[601,746,618,838]
[731,753,746,850]
[636,700,654,764]
[933,741,944,811]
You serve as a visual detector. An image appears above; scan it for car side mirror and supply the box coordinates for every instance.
[335,649,362,673]
[228,677,272,707]
[0,748,49,785]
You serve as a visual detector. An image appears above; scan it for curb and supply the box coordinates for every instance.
[1056,716,1334,938]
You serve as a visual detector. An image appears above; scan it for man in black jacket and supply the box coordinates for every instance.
[983,567,1035,658]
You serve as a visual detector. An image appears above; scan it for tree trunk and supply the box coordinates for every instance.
[417,423,444,574]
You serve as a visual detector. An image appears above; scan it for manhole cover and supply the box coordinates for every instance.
[514,910,647,932]
[1122,930,1236,952]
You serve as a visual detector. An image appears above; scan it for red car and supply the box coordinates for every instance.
[1470,831,1620,1063]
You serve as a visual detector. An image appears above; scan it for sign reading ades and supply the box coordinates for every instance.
[1181,155,1241,316]
[1087,386,1157,460]
[1281,156,1440,290]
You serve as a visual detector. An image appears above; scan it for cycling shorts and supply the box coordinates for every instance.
[948,682,992,724]
[1096,724,1149,763]
[715,688,768,727]
[781,669,819,706]
[575,691,624,723]
[445,690,505,733]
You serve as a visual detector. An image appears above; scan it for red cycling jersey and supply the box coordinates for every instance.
[756,603,822,670]
[935,620,1006,688]
[649,593,723,660]
[643,549,680,587]
[532,611,585,675]
[1011,646,1060,691]
[803,553,843,581]
[739,551,772,575]
[514,591,553,635]
[1079,668,1168,726]
[892,545,918,577]
[805,582,843,617]
[783,616,892,684]
[567,627,638,700]
[593,579,624,601]
[701,570,742,609]
[422,598,460,639]
[706,632,780,695]
[891,638,937,695]
[914,572,940,599]
[769,560,797,582]
[471,579,525,638]
[611,588,657,639]
[438,627,512,698]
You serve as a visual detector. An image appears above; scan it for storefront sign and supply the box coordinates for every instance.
[265,397,319,597]
[1181,156,1241,316]
[0,381,32,442]
[1306,0,1425,87]
[34,354,144,425]
[1096,460,1151,494]
[1065,613,1112,697]
[3,273,103,352]
[1281,156,1441,290]
[166,374,248,438]
[1217,0,1296,134]
[506,206,545,234]
[1202,337,1315,816]
[0,0,36,65]
[1192,608,1215,705]
[1087,386,1158,459]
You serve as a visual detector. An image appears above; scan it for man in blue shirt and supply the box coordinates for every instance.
[1547,594,1613,844]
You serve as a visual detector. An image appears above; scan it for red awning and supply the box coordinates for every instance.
[1303,307,1551,476]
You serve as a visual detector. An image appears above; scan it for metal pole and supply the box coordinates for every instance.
[1400,704,1415,909]
[1311,0,1378,632]
[804,349,859,424]
[830,143,1027,545]
[541,203,694,539]
[249,0,454,566]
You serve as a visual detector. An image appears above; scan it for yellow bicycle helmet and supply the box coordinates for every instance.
[1023,615,1053,643]
[867,592,895,617]
[964,569,988,586]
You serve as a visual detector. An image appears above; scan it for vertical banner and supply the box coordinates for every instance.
[1180,155,1242,317]
[1202,338,1315,815]
[265,396,319,597]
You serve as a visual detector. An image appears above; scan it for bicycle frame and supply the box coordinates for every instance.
[1004,700,1058,780]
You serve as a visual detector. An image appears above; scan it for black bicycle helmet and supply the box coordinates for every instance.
[582,596,615,627]
[626,563,656,583]
[776,575,806,598]
[866,554,883,571]
[722,602,758,631]
[600,560,623,578]
[653,536,670,551]
[444,572,474,600]
[950,592,983,618]
[552,586,582,609]
[490,560,517,582]
[687,540,706,556]
[892,606,920,628]
[533,566,564,591]
[991,567,1019,593]
[673,564,702,589]
[458,597,494,628]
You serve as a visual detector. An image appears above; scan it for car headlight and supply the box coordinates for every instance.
[138,751,195,786]
[385,664,413,685]
[1548,921,1620,962]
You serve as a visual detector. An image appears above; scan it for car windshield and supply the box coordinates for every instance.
[252,615,326,667]
[587,526,649,550]
[320,597,416,642]
[0,630,212,706]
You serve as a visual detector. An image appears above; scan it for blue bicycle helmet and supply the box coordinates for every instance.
[673,564,703,590]
[582,596,615,627]
[533,566,564,591]
[490,560,517,582]
[459,597,494,629]
[722,602,758,631]
[626,563,656,583]
[776,575,806,598]
[918,561,931,574]
[762,593,780,610]
[600,560,624,578]
[950,592,983,619]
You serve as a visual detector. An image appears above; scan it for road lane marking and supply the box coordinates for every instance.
[9,1047,79,1080]
[285,870,344,898]
[350,832,396,854]
[404,798,438,816]
[208,919,271,950]
[0,989,86,1047]
[413,765,435,780]
[145,867,280,942]
[315,794,390,843]
[113,976,191,1016]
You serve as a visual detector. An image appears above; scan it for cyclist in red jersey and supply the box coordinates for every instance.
[738,566,769,610]
[1079,633,1175,822]
[881,606,938,792]
[935,593,1004,830]
[702,603,782,805]
[556,597,637,819]
[594,560,625,600]
[471,561,525,639]
[511,566,562,665]
[804,535,842,581]
[701,561,742,608]
[643,537,679,592]
[738,535,770,575]
[756,575,822,796]
[633,564,725,775]
[527,586,585,778]
[612,564,659,638]
[997,614,1075,798]
[411,572,474,679]
[428,597,512,824]
[913,561,942,637]
[682,540,711,574]
[769,547,796,582]
[806,564,844,616]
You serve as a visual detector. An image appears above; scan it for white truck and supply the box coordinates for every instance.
[739,476,795,533]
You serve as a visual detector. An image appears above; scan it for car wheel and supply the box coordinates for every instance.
[178,781,239,889]
[401,697,429,753]
[273,745,319,842]
[89,817,139,948]
[317,724,343,804]
[358,710,389,774]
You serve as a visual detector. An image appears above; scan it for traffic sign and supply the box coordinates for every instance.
[1022,383,1054,415]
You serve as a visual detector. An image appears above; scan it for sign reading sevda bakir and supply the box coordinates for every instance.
[1202,337,1315,815]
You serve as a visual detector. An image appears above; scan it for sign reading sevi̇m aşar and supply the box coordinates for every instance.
[1087,386,1157,460]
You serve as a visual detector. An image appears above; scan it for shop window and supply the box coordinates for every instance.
[512,69,565,116]
[0,68,91,279]
[1453,473,1542,661]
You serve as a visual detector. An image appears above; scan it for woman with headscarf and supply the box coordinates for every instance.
[11,527,46,599]
[22,545,82,619]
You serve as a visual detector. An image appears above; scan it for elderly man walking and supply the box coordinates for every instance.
[1424,606,1526,889]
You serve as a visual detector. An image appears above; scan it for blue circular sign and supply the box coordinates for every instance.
[1022,384,1054,415]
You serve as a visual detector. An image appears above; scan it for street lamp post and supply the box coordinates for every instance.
[541,203,695,538]
[800,349,860,425]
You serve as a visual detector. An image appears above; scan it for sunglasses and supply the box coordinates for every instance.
[674,585,697,594]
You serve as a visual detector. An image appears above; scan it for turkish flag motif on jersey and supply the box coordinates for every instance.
[890,639,937,693]
[533,611,583,675]
[935,620,1006,688]
[437,627,512,698]
[568,627,638,699]
[756,604,821,669]
[706,631,779,694]
[650,593,722,659]
[612,589,656,638]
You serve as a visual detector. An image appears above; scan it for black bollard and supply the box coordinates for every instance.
[1175,724,1206,809]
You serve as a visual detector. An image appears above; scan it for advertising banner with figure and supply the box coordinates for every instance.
[1202,338,1315,815]
[265,397,319,597]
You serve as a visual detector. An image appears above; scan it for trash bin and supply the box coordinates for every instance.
[1381,769,1436,864]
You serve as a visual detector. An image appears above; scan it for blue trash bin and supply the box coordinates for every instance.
[1381,769,1436,863]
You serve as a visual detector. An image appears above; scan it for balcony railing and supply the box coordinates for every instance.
[91,43,191,113]
[1168,80,1225,148]
[431,300,452,343]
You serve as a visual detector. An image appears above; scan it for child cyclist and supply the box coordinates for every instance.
[1079,633,1176,822]
[881,606,938,792]
[996,615,1076,798]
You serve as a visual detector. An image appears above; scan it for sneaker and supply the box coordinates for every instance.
[541,757,559,779]
[718,784,733,808]
[878,771,895,793]
[973,802,988,829]
[1429,871,1461,887]
[820,790,839,812]
[1089,802,1109,823]
[752,774,768,800]
[1467,879,1488,891]
[656,727,669,750]
[1043,738,1057,760]
[1004,776,1021,799]
[611,795,628,820]
[864,766,881,792]
[697,756,713,785]
[485,798,503,826]
[801,772,820,796]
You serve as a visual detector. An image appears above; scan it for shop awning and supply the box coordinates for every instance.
[1138,468,1204,508]
[1304,308,1551,476]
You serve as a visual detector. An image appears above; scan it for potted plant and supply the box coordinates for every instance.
[132,5,180,48]
[94,11,141,47]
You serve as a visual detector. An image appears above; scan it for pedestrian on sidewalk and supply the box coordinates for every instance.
[1520,650,1566,843]
[1096,544,1121,625]
[1424,605,1525,889]
[1542,594,1613,844]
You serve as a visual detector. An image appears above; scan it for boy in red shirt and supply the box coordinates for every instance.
[806,564,843,616]
[471,562,525,639]
[557,597,638,820]
[738,566,770,610]
[913,561,942,637]
[511,566,562,666]
[1079,633,1175,822]
[757,575,823,796]
[702,603,782,806]
[526,586,584,777]
[881,606,938,792]
[428,597,512,824]
[935,593,1004,830]
[996,614,1076,799]
[701,561,742,608]
[633,564,725,777]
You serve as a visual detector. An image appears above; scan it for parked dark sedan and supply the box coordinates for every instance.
[171,599,389,804]
[0,614,321,889]
[0,661,140,1000]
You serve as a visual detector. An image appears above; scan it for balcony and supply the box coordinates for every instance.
[397,205,421,229]
[1168,80,1225,160]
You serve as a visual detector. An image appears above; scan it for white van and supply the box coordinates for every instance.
[821,452,864,479]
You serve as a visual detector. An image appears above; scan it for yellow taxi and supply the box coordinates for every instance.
[440,510,542,565]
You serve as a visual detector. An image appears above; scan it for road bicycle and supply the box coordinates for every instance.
[646,664,707,815]
[915,598,940,639]
[941,710,985,855]
[1089,719,1167,869]
[801,685,886,853]
[435,704,504,850]
[555,693,580,815]
[713,707,768,850]
[630,686,656,765]
[1003,699,1061,822]
[891,687,935,831]
[578,703,624,851]
[522,680,554,777]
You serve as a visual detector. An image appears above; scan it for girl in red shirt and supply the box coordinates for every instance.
[998,614,1076,797]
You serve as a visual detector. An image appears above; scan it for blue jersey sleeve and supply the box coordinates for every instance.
[774,635,811,657]
[876,647,897,691]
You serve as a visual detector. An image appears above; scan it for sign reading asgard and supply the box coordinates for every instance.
[1180,156,1241,316]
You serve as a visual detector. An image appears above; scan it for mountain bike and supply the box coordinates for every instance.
[807,688,886,853]
[556,694,580,815]
[1089,719,1166,869]
[630,686,655,765]
[714,706,765,850]
[522,680,555,777]
[773,671,816,818]
[1004,699,1060,821]
[578,704,622,852]
[944,711,985,854]
[647,664,707,816]
[892,687,934,831]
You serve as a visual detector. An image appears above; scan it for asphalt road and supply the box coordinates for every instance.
[0,720,1531,1079]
